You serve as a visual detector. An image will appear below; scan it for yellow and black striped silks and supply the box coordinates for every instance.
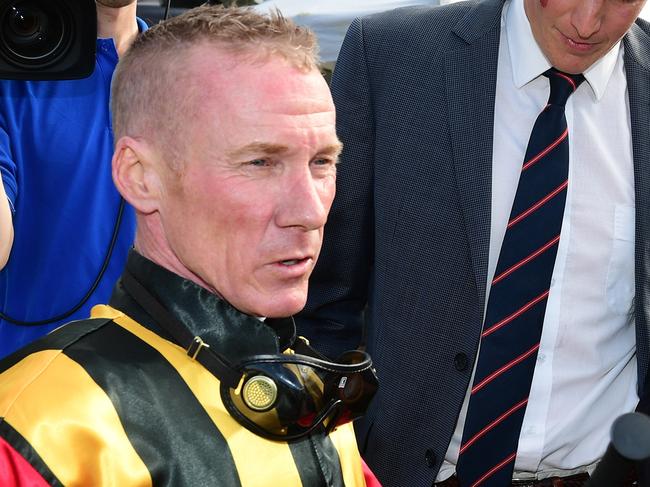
[0,253,367,487]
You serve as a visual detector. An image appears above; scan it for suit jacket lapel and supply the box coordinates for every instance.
[624,22,650,394]
[444,0,503,312]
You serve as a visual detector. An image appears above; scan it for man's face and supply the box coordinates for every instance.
[156,49,340,318]
[524,0,647,74]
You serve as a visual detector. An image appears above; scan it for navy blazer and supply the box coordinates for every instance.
[298,1,650,486]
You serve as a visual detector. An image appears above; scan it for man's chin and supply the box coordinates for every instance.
[252,293,307,319]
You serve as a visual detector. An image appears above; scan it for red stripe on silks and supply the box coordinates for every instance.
[554,71,577,91]
[0,435,50,487]
[471,344,540,394]
[459,398,528,455]
[361,458,382,487]
[492,236,560,285]
[522,128,568,171]
[508,181,568,228]
[470,452,517,487]
[481,291,549,338]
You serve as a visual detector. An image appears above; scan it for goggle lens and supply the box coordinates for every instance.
[221,350,377,441]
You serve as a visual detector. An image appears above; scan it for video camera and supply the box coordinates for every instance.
[0,0,96,80]
[0,0,255,81]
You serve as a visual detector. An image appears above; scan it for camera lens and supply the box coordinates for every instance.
[0,0,72,67]
[9,9,38,37]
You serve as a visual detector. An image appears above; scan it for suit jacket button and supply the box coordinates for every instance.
[425,449,436,468]
[454,353,468,371]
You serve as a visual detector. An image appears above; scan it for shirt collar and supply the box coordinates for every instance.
[505,0,620,101]
[136,17,148,33]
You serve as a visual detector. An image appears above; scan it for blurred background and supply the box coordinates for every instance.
[136,0,461,79]
[137,1,650,70]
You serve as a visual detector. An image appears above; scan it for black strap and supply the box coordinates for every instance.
[0,198,126,326]
[121,270,242,388]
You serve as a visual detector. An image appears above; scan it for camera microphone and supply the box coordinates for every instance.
[586,412,650,487]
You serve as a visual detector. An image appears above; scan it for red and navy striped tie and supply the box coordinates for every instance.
[455,68,584,487]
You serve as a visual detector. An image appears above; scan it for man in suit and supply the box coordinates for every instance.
[298,0,650,486]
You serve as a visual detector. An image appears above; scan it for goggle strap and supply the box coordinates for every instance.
[237,353,373,375]
[324,405,343,435]
[292,336,329,360]
[122,270,242,389]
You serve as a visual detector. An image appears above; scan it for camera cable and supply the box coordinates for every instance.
[0,197,126,326]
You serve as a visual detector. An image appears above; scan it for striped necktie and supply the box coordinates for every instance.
[455,68,585,487]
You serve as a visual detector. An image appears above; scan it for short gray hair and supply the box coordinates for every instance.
[111,5,319,165]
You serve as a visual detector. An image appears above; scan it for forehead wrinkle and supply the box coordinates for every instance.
[243,112,336,134]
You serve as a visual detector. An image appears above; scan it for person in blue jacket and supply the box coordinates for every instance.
[0,0,147,358]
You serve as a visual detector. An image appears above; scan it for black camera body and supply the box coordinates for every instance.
[0,0,96,80]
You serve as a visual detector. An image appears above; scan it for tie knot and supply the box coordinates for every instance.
[544,68,584,107]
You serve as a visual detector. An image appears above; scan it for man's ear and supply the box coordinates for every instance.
[112,136,162,214]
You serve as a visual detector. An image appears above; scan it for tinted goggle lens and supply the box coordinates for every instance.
[221,350,378,441]
[322,350,378,426]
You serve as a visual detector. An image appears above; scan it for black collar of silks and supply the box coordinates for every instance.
[117,251,378,441]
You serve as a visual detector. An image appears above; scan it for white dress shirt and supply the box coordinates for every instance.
[438,0,638,480]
